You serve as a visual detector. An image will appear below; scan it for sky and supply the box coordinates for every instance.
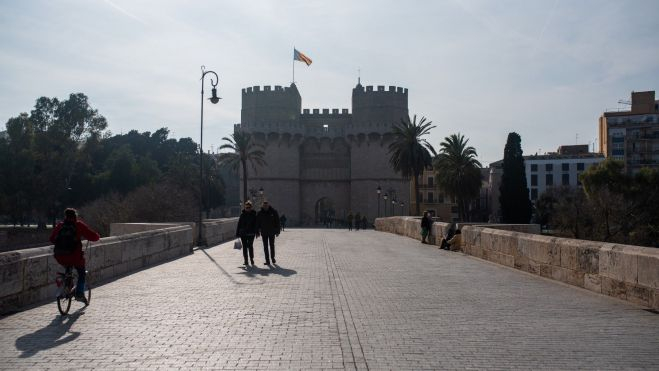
[1,0,658,166]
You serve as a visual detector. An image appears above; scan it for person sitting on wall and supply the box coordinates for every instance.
[446,229,462,251]
[440,222,457,250]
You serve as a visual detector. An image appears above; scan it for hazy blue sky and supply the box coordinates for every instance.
[1,0,658,165]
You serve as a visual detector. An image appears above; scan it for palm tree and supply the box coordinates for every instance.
[218,130,266,205]
[388,115,437,216]
[433,133,482,221]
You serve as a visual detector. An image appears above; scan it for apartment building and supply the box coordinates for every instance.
[599,90,659,174]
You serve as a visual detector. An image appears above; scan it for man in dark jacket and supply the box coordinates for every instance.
[256,200,280,265]
[236,200,258,266]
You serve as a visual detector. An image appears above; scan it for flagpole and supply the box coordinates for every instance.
[292,47,295,84]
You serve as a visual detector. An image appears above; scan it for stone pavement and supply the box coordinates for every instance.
[1,229,658,370]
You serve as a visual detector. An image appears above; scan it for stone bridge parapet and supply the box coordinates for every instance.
[1,218,238,315]
[375,216,659,310]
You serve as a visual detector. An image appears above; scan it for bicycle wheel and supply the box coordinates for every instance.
[57,288,72,315]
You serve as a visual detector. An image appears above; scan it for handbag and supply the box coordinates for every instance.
[233,239,242,250]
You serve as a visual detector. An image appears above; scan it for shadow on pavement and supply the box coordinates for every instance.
[237,264,297,278]
[15,311,83,358]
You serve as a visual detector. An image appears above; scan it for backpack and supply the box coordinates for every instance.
[54,221,77,255]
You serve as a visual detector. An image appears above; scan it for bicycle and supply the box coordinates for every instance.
[55,268,91,315]
[55,241,92,315]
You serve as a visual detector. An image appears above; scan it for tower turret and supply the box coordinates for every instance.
[241,83,301,130]
[352,84,408,132]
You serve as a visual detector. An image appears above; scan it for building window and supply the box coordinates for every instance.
[545,163,553,172]
[577,162,585,171]
[323,124,329,133]
[428,176,434,187]
[531,174,537,186]
[562,173,570,186]
[531,188,538,200]
[546,174,553,186]
[531,164,538,172]
[562,163,569,171]
[428,192,434,203]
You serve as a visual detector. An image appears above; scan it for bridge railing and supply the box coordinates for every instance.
[375,217,659,311]
[0,218,238,315]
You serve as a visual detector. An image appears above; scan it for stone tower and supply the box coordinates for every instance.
[238,82,411,226]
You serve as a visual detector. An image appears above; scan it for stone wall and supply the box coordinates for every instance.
[1,217,241,314]
[0,225,193,315]
[201,218,239,246]
[375,217,659,310]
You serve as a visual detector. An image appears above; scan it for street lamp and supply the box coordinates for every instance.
[392,198,396,216]
[259,187,264,205]
[400,201,404,216]
[383,193,388,217]
[199,65,220,246]
[376,185,381,218]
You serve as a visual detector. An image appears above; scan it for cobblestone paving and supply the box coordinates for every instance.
[1,229,658,370]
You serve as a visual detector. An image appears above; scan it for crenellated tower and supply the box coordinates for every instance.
[352,83,408,133]
[241,84,301,132]
[238,82,411,226]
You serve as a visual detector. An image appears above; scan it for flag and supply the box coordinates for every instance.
[294,48,312,66]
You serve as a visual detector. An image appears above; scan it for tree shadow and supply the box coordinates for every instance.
[15,310,84,358]
[237,264,297,278]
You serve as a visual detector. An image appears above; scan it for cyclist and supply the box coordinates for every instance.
[49,208,100,304]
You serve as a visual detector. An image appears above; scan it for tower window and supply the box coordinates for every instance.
[323,124,329,133]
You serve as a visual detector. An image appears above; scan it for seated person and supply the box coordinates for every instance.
[446,229,462,251]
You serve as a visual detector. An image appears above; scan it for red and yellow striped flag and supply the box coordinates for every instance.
[294,48,312,66]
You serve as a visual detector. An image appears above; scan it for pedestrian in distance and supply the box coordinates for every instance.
[256,200,281,265]
[361,215,368,230]
[280,214,287,231]
[355,212,361,231]
[421,211,433,244]
[49,208,100,304]
[236,200,258,266]
[347,212,353,231]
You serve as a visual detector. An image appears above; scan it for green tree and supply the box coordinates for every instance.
[499,132,532,223]
[388,115,436,216]
[433,133,482,221]
[218,130,266,205]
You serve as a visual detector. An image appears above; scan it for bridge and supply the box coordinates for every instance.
[1,227,658,369]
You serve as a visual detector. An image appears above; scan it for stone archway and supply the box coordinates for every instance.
[314,197,336,226]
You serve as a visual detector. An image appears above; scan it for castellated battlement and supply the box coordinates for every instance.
[242,85,294,94]
[302,108,351,116]
[353,85,408,95]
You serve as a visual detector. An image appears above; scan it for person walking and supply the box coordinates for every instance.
[361,215,368,230]
[256,200,281,265]
[421,211,433,244]
[280,214,287,231]
[347,212,353,231]
[236,200,258,266]
[49,208,100,304]
[355,212,361,231]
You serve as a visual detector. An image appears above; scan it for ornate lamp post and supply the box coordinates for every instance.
[392,198,396,216]
[376,185,381,218]
[383,193,388,217]
[400,201,404,216]
[198,65,220,246]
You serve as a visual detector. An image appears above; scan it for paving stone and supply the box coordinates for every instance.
[0,229,658,369]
